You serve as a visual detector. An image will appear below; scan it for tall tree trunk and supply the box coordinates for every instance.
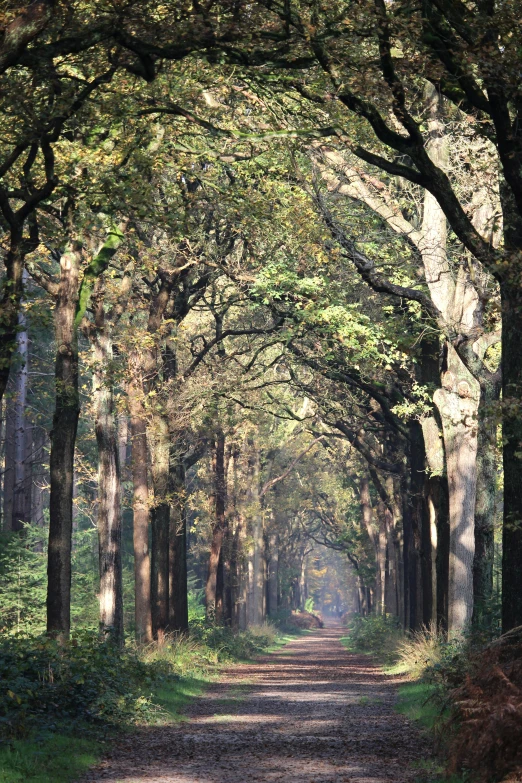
[46,242,82,639]
[252,493,264,624]
[249,444,265,625]
[359,476,380,611]
[150,410,170,638]
[3,294,29,532]
[238,514,248,631]
[128,369,152,643]
[92,301,124,645]
[0,237,26,406]
[228,448,242,630]
[220,522,233,626]
[409,421,425,630]
[267,530,279,617]
[473,378,499,631]
[169,460,188,632]
[230,518,241,630]
[434,355,479,635]
[501,279,522,631]
[376,503,387,616]
[2,383,15,531]
[421,85,480,635]
[11,298,29,532]
[205,429,226,619]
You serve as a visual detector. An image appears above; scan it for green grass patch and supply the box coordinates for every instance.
[395,685,468,783]
[150,675,209,723]
[395,682,441,730]
[0,734,101,783]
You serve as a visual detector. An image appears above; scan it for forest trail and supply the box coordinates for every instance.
[81,626,431,783]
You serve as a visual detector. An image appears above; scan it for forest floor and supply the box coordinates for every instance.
[79,624,432,783]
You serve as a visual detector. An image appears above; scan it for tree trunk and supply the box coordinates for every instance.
[2,385,15,531]
[228,449,242,630]
[128,369,152,643]
[92,305,124,645]
[205,429,226,620]
[46,242,82,640]
[0,238,26,406]
[501,279,522,631]
[376,503,387,616]
[11,300,29,532]
[434,355,479,635]
[150,410,170,638]
[473,380,499,631]
[267,530,279,617]
[252,507,264,624]
[238,515,248,630]
[359,476,380,610]
[169,459,188,632]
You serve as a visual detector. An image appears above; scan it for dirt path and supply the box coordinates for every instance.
[81,626,431,783]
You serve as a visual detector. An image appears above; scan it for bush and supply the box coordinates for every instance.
[343,613,402,661]
[189,619,277,659]
[0,633,157,739]
[396,623,446,679]
[446,631,522,783]
[285,611,324,630]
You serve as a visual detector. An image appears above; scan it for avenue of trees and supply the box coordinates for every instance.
[0,0,520,644]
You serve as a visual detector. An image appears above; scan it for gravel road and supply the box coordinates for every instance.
[80,626,431,783]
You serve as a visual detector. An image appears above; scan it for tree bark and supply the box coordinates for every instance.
[205,429,226,620]
[2,383,15,531]
[128,368,152,643]
[92,301,124,645]
[434,352,479,635]
[168,459,188,632]
[267,530,279,617]
[46,242,82,639]
[150,410,170,638]
[473,379,499,631]
[0,238,26,406]
[501,279,522,631]
[252,461,264,625]
[11,299,29,532]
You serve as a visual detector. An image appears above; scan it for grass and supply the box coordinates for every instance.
[341,616,468,783]
[395,681,442,730]
[0,672,214,783]
[0,734,101,783]
[148,675,210,724]
[0,622,295,783]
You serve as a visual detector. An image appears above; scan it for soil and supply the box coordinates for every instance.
[80,625,432,783]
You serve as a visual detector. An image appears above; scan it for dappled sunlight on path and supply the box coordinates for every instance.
[80,627,431,783]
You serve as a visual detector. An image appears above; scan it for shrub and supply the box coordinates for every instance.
[285,611,323,630]
[0,633,156,739]
[343,613,402,661]
[189,619,278,659]
[446,631,522,783]
[396,623,445,679]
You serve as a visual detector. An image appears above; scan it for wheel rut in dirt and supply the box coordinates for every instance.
[81,626,431,783]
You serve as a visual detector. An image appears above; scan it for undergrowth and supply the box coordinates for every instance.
[343,614,522,782]
[0,620,283,783]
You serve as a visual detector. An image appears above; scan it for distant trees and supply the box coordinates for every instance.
[0,0,515,643]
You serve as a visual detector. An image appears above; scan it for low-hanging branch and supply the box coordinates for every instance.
[259,435,324,497]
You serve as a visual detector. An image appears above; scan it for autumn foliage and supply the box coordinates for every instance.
[448,630,522,783]
[286,611,324,630]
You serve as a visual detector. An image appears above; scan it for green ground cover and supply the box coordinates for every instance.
[0,622,284,783]
[341,616,467,783]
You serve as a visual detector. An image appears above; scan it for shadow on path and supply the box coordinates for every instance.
[80,627,431,783]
